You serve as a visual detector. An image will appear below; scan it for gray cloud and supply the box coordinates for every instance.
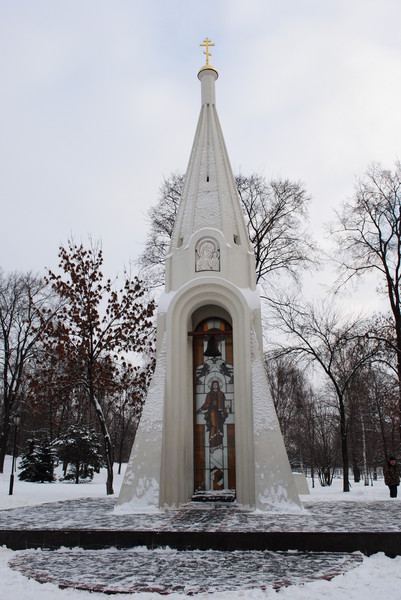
[1,0,400,281]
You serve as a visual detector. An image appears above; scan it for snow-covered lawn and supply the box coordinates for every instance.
[1,457,401,599]
[1,455,126,510]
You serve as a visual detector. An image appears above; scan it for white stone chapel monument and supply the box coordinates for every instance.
[117,39,300,511]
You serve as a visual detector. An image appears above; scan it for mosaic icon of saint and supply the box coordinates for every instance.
[197,379,228,450]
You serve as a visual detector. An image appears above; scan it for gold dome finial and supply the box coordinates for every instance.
[200,37,215,68]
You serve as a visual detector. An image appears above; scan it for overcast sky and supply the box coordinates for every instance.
[1,0,400,294]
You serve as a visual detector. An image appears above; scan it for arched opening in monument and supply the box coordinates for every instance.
[192,316,235,495]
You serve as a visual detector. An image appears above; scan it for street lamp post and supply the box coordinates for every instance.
[9,414,21,496]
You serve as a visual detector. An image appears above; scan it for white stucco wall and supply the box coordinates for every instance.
[117,278,300,511]
[117,63,300,512]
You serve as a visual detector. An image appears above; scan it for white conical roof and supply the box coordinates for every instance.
[166,66,256,292]
[171,67,251,248]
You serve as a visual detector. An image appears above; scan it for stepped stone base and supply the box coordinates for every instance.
[191,489,236,503]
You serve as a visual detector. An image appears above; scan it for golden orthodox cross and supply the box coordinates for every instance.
[200,37,215,65]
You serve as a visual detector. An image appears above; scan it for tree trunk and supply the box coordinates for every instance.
[310,451,315,488]
[376,400,388,460]
[339,394,350,492]
[104,441,114,495]
[0,406,11,473]
[397,353,401,442]
[91,391,114,495]
[0,435,6,474]
[389,286,401,441]
[118,413,125,476]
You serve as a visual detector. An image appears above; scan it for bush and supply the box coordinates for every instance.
[53,425,105,484]
[19,438,55,483]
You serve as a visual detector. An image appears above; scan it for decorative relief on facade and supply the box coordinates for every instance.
[195,238,220,272]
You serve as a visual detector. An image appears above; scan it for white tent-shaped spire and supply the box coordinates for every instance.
[117,42,300,512]
[166,65,255,293]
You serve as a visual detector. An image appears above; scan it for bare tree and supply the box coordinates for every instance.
[270,297,379,492]
[313,398,340,487]
[265,355,312,467]
[106,357,155,475]
[137,172,184,287]
[356,360,401,463]
[40,240,155,494]
[0,270,53,472]
[236,174,316,284]
[265,353,343,487]
[331,161,401,434]
[138,172,316,288]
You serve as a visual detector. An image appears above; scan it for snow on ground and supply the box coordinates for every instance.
[0,455,126,510]
[1,456,401,599]
[1,545,400,600]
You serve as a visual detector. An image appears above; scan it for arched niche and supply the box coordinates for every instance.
[191,308,235,495]
[192,305,232,330]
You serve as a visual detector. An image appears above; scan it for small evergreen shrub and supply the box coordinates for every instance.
[54,425,105,483]
[19,438,55,483]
